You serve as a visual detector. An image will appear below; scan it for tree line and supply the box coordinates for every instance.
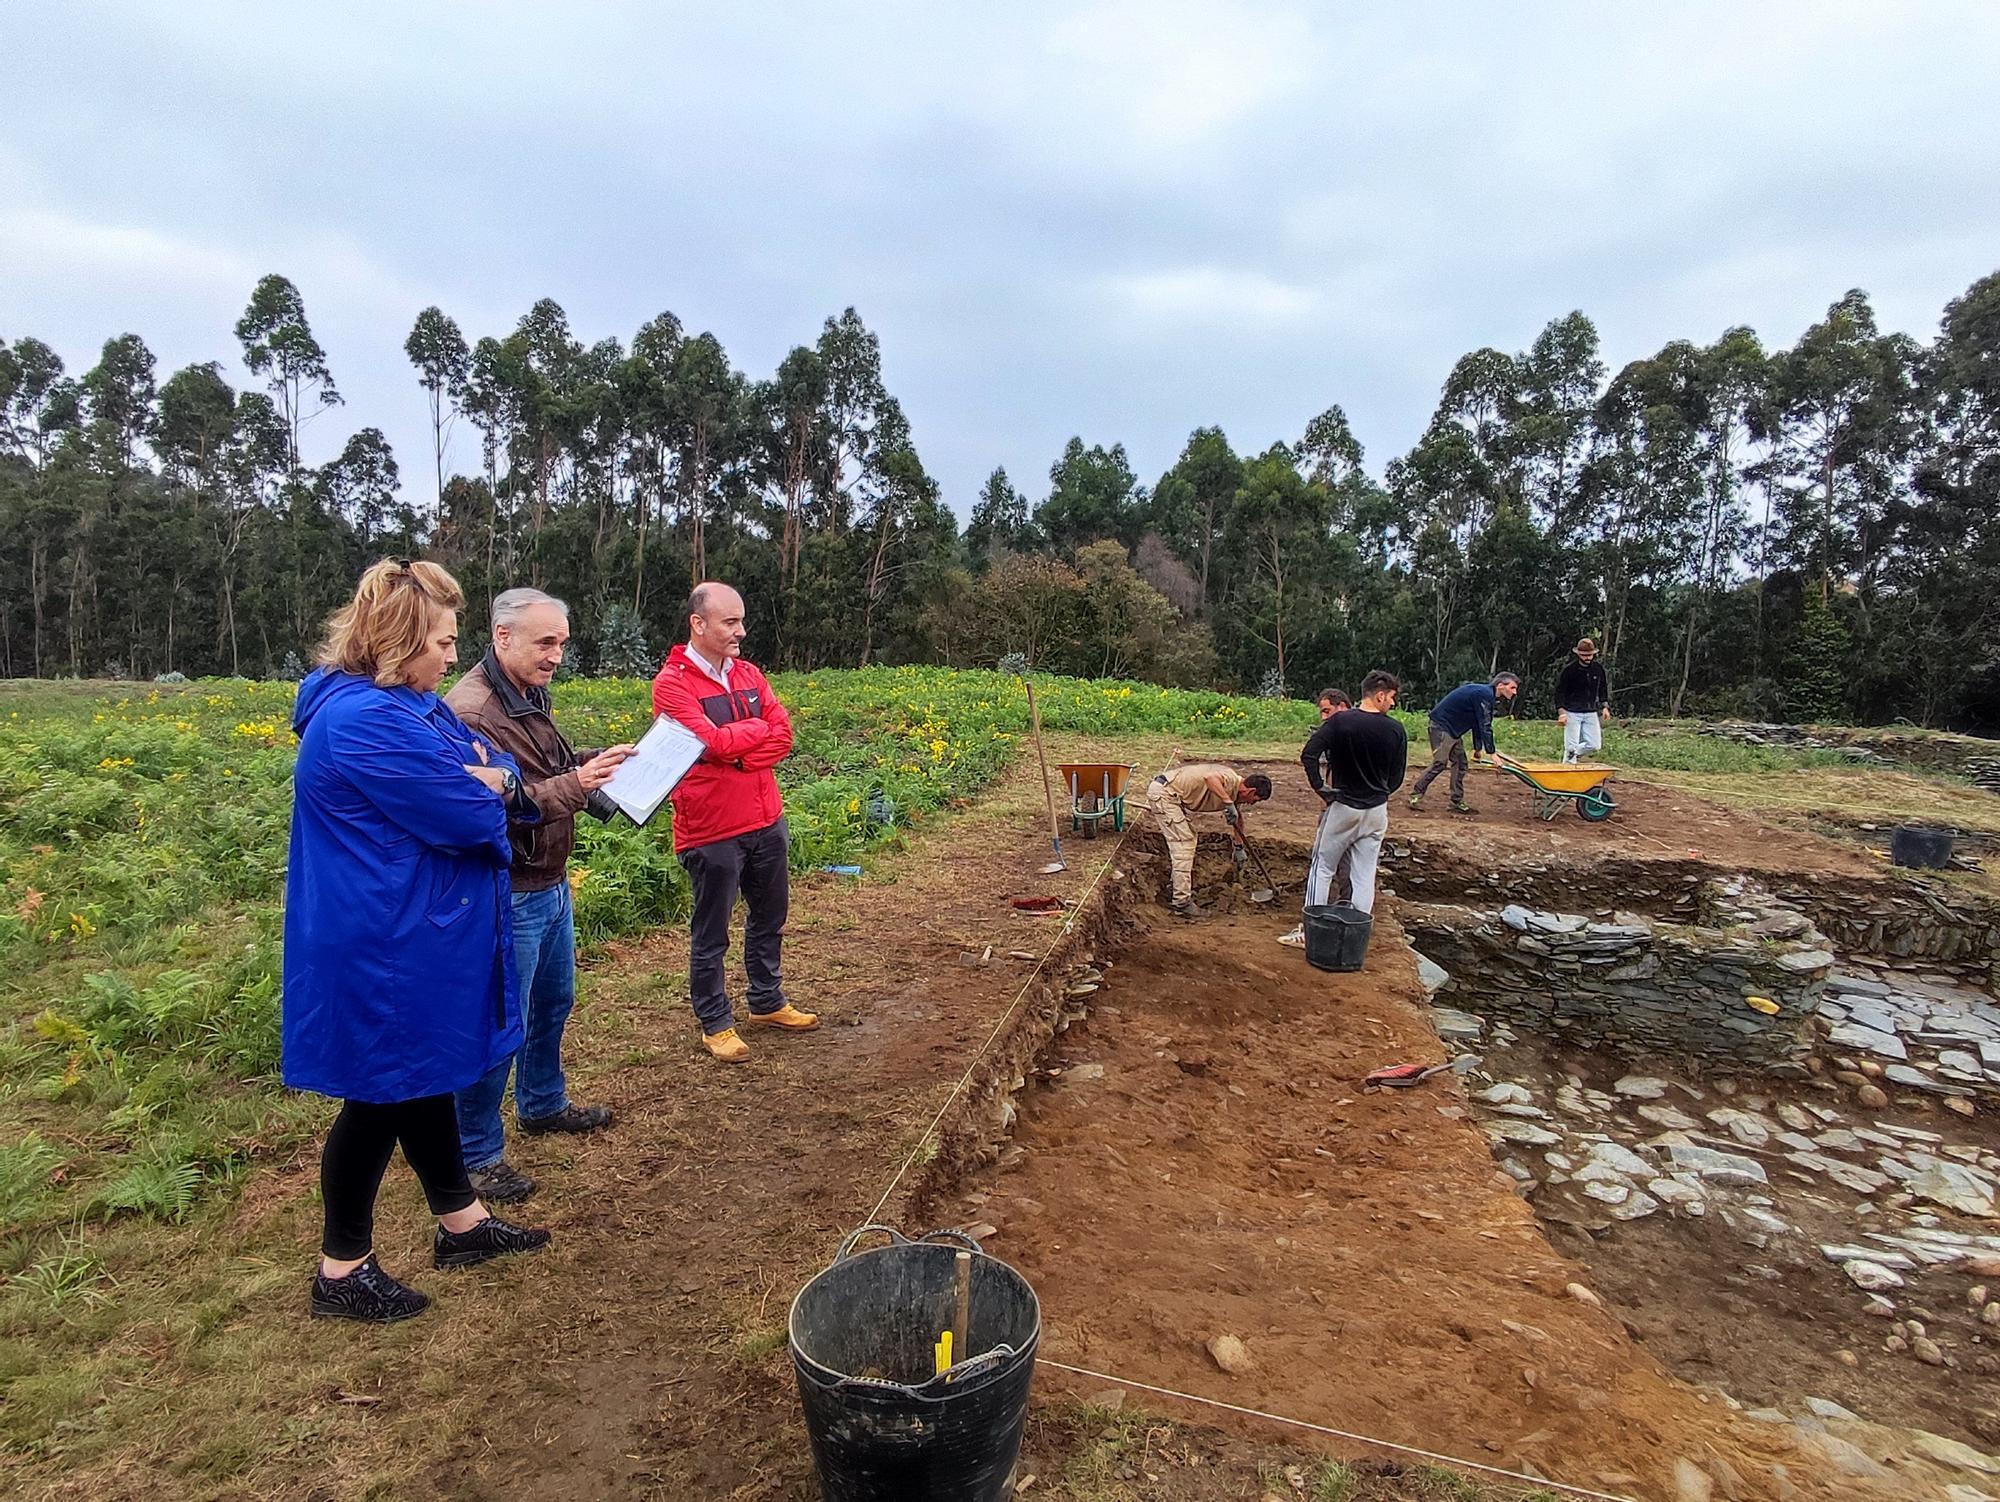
[3,268,1997,726]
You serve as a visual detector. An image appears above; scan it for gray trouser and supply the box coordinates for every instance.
[1305,802,1388,914]
[1410,722,1467,803]
[678,817,790,1035]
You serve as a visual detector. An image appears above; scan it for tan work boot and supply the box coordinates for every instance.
[702,1028,751,1063]
[747,1003,820,1032]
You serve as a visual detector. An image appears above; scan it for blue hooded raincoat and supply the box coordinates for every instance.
[283,668,530,1103]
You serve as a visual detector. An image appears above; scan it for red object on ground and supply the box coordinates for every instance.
[1009,896,1063,911]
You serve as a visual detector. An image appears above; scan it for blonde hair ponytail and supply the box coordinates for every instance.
[316,558,466,687]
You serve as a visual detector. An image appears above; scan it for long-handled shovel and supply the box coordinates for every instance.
[1024,680,1067,875]
[1240,834,1278,904]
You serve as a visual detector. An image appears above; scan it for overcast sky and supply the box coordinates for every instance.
[7,2,1999,517]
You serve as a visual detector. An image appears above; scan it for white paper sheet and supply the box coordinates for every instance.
[598,714,707,825]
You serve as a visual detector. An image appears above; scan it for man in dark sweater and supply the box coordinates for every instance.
[1555,636,1610,762]
[1281,670,1407,947]
[1409,674,1518,812]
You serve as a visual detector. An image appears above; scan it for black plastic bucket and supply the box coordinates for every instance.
[1304,903,1372,972]
[790,1226,1040,1502]
[1890,825,1955,869]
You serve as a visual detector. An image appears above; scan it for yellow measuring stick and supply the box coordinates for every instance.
[934,1330,953,1376]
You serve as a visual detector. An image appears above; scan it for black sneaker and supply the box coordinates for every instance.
[434,1215,552,1270]
[519,1103,613,1136]
[1448,801,1477,816]
[468,1158,537,1204]
[310,1253,430,1323]
[1170,898,1208,920]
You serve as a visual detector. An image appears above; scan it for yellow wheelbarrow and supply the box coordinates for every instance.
[1489,752,1616,822]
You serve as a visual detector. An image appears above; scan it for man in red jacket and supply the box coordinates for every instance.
[652,582,818,1063]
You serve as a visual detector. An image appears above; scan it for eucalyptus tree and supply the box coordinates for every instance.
[404,306,469,510]
[235,275,341,475]
[1753,289,1918,605]
[1148,426,1242,613]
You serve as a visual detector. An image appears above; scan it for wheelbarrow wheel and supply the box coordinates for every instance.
[1576,789,1615,822]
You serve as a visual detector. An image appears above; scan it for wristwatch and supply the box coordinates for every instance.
[500,768,522,800]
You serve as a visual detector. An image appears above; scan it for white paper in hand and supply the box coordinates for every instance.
[599,714,707,825]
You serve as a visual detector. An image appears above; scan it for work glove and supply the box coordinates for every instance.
[1232,844,1248,870]
[1223,806,1239,827]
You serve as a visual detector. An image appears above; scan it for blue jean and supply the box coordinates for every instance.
[456,883,576,1170]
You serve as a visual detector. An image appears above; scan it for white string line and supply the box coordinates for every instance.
[858,824,1132,1231]
[1036,1358,1639,1502]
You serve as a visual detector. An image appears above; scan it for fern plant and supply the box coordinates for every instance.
[94,1153,203,1224]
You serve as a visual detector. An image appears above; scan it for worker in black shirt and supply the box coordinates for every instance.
[1555,637,1610,763]
[1281,669,1408,948]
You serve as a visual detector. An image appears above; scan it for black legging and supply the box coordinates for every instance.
[321,1094,478,1260]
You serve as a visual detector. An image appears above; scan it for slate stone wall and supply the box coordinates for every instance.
[1399,879,1831,1070]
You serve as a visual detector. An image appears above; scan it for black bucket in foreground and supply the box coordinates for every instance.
[790,1226,1040,1502]
[1890,824,1955,869]
[1304,902,1373,972]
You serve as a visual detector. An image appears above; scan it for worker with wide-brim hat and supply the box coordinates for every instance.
[1555,637,1611,763]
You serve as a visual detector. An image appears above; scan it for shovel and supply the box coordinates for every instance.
[1240,836,1278,904]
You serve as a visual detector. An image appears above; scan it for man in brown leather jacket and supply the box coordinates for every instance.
[445,588,634,1203]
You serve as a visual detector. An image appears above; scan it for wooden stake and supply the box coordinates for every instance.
[1025,680,1065,871]
[951,1250,972,1370]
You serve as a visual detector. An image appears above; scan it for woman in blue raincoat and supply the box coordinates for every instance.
[285,558,551,1323]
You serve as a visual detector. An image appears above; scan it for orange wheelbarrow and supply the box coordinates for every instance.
[1490,752,1616,822]
[1056,762,1140,839]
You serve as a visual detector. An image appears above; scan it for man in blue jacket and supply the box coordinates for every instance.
[1409,674,1519,813]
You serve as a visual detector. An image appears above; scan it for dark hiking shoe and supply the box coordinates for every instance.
[468,1158,537,1204]
[1407,792,1424,810]
[434,1215,552,1270]
[1448,801,1476,816]
[1170,898,1208,920]
[310,1254,430,1323]
[519,1103,613,1136]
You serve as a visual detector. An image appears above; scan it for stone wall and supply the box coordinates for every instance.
[1378,841,2000,984]
[1767,878,2000,979]
[1400,879,1833,1070]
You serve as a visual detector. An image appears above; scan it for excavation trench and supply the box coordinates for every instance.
[892,821,2000,1500]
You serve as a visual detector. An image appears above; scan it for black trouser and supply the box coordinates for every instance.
[678,817,790,1036]
[320,1094,477,1260]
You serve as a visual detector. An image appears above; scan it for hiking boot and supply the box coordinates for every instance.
[1448,801,1476,816]
[746,1003,819,1032]
[519,1103,613,1136]
[310,1254,430,1323]
[703,1027,752,1063]
[1169,897,1207,920]
[1407,792,1424,810]
[467,1158,537,1204]
[1277,926,1306,949]
[433,1215,552,1270]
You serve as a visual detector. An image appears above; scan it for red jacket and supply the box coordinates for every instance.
[651,644,792,853]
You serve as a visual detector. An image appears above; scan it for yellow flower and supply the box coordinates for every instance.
[69,912,95,939]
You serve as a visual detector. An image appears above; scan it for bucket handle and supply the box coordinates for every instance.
[827,1340,1027,1400]
[832,1223,984,1264]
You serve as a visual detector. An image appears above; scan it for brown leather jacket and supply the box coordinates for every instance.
[444,654,599,892]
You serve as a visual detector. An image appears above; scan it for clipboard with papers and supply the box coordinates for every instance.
[598,714,708,826]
